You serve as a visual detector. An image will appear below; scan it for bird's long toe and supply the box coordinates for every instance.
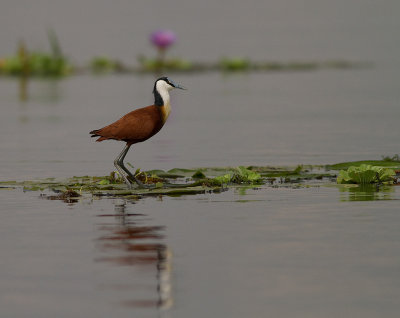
[134,177,155,189]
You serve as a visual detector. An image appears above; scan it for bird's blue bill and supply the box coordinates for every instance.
[170,79,187,90]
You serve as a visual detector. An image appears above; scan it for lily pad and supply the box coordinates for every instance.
[337,164,396,185]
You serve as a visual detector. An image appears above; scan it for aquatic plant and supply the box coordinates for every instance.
[382,154,400,162]
[138,56,192,72]
[90,57,118,73]
[0,51,70,77]
[3,161,398,201]
[0,41,366,76]
[192,170,206,179]
[150,29,177,49]
[149,29,177,70]
[327,160,400,170]
[214,166,262,185]
[337,164,395,185]
[220,58,251,71]
[0,32,71,77]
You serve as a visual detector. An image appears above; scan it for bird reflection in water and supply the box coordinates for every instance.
[96,199,173,309]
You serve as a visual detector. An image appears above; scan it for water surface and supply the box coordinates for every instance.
[2,186,400,318]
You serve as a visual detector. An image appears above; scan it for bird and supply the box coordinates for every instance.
[90,77,185,188]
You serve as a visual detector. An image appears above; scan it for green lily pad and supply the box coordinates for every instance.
[337,164,396,185]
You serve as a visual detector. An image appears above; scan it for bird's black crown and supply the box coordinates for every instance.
[153,77,173,92]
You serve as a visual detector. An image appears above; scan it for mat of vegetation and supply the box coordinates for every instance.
[2,160,399,202]
[0,32,368,77]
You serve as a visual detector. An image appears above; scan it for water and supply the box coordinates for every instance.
[1,69,400,180]
[1,0,400,317]
[2,187,400,318]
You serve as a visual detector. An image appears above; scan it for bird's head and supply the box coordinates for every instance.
[153,77,186,94]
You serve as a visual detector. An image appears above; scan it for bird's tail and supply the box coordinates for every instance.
[90,129,99,138]
[90,129,107,142]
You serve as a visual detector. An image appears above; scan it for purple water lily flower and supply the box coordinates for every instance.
[150,29,177,50]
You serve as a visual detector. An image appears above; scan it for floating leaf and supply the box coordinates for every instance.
[192,170,206,179]
[337,164,395,184]
[98,179,110,185]
[233,166,262,183]
[214,174,231,184]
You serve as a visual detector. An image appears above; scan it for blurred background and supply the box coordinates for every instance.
[0,0,399,179]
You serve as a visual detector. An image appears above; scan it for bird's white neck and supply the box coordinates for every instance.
[156,81,172,123]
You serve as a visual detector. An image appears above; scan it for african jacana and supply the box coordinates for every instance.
[90,77,185,188]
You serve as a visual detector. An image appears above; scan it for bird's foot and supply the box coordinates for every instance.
[134,177,155,189]
[125,174,155,189]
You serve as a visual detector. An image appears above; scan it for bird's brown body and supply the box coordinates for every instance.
[90,105,166,145]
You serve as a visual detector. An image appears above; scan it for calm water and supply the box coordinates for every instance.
[1,68,400,180]
[2,186,400,318]
[1,0,400,317]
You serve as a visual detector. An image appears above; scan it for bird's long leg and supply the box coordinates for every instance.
[117,144,139,184]
[114,144,133,188]
[115,144,154,189]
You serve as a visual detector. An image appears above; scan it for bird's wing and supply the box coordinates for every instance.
[93,106,162,142]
